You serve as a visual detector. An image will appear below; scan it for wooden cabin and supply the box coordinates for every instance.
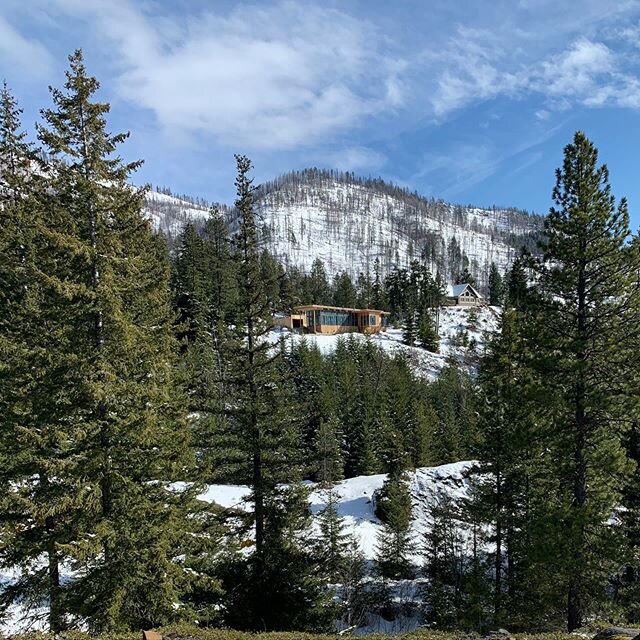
[274,305,390,335]
[445,283,484,306]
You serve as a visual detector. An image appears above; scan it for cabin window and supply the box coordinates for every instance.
[369,315,376,325]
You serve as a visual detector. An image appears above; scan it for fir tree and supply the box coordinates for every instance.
[423,491,465,629]
[315,485,351,583]
[221,155,326,630]
[402,310,417,346]
[506,256,528,309]
[372,257,385,310]
[488,262,504,306]
[375,470,414,580]
[417,311,440,352]
[307,258,330,304]
[456,267,476,286]
[333,271,357,308]
[469,308,541,625]
[34,50,197,631]
[0,82,77,633]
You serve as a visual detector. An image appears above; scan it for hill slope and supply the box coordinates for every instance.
[144,170,543,287]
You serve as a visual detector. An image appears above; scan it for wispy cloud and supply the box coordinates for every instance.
[319,146,387,172]
[26,0,405,151]
[0,15,53,78]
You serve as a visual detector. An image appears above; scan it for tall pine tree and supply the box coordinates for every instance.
[529,131,639,630]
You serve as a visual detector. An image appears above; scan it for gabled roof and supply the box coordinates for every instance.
[445,283,483,299]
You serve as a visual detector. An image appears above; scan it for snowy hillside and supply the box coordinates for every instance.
[201,462,476,634]
[255,170,542,289]
[143,170,542,288]
[272,305,499,380]
[201,461,474,562]
[144,190,211,241]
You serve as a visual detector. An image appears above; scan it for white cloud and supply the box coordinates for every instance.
[0,15,53,77]
[412,143,499,197]
[425,27,640,119]
[534,38,614,96]
[320,146,386,172]
[33,0,404,151]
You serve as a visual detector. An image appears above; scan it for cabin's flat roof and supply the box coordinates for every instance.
[294,304,390,315]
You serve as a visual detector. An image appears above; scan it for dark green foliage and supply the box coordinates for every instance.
[0,51,202,633]
[505,256,528,309]
[528,132,639,630]
[423,491,466,629]
[307,258,331,304]
[455,267,475,287]
[214,156,329,631]
[314,486,352,583]
[466,131,640,632]
[375,471,414,580]
[427,362,479,465]
[403,310,417,346]
[333,271,357,308]
[418,312,440,352]
[386,261,445,325]
[488,263,504,306]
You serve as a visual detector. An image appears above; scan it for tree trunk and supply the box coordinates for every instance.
[568,247,588,632]
[46,518,63,633]
[495,466,503,621]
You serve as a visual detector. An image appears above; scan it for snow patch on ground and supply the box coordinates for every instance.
[1,462,476,635]
[201,461,476,562]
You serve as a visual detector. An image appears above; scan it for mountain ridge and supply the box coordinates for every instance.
[144,168,544,288]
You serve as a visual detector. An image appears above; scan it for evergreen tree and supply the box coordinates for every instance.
[356,270,373,308]
[307,258,330,304]
[469,308,541,626]
[506,256,528,309]
[372,257,385,310]
[51,50,198,632]
[375,470,414,580]
[315,415,344,483]
[202,204,237,322]
[417,311,440,352]
[456,267,476,286]
[423,491,465,629]
[220,155,326,630]
[2,52,199,632]
[488,262,504,306]
[0,82,77,632]
[333,271,357,308]
[529,131,639,630]
[402,310,417,346]
[315,485,351,583]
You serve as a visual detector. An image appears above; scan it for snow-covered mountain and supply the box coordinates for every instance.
[144,190,212,244]
[144,169,543,287]
[255,170,542,288]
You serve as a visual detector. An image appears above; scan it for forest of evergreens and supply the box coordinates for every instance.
[2,51,640,638]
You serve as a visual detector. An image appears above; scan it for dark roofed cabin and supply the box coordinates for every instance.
[445,283,484,306]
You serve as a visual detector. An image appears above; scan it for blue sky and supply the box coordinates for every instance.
[2,0,640,222]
